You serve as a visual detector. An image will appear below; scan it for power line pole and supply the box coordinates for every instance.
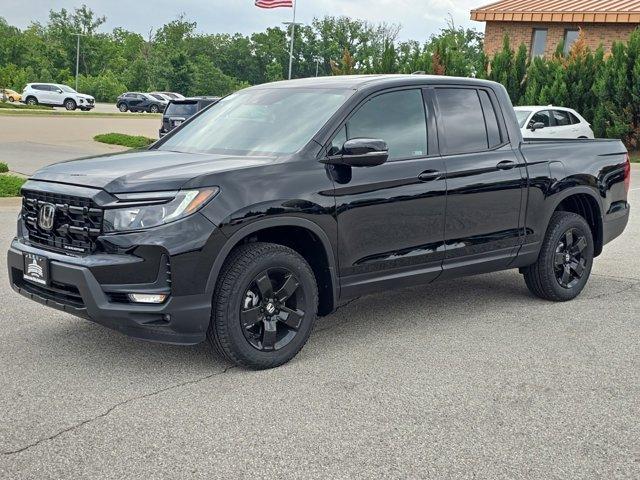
[287,0,297,80]
[74,33,86,91]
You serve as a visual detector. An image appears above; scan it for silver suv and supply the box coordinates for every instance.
[21,83,95,111]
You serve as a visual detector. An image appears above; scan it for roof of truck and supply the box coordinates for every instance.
[251,74,499,91]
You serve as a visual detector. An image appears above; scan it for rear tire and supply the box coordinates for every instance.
[523,211,594,301]
[149,104,159,113]
[8,96,15,102]
[26,97,38,106]
[208,242,318,370]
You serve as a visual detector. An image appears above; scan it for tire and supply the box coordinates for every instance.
[208,242,318,370]
[149,104,159,114]
[8,96,15,102]
[64,99,77,111]
[118,102,128,112]
[26,97,38,106]
[523,211,594,302]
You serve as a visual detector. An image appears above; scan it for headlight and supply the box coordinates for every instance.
[103,188,219,232]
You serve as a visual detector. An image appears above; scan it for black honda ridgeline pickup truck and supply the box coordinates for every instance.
[8,75,631,369]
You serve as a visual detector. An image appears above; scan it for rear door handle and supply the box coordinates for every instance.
[496,160,517,170]
[418,170,442,182]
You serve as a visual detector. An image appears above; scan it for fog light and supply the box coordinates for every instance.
[128,293,167,304]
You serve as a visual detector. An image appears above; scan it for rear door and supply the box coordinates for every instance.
[552,109,578,138]
[432,86,526,278]
[332,87,447,297]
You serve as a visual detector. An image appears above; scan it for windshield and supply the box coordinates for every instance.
[60,85,76,93]
[158,87,352,156]
[515,110,532,128]
[166,102,198,117]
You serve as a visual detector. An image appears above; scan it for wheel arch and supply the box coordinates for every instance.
[206,217,339,316]
[549,188,604,256]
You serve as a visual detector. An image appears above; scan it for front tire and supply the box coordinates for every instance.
[118,102,128,112]
[8,96,15,102]
[208,242,318,370]
[523,211,594,301]
[65,99,77,111]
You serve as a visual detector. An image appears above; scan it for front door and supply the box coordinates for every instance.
[432,87,525,279]
[330,88,447,298]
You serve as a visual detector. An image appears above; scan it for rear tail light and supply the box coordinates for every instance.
[624,153,631,194]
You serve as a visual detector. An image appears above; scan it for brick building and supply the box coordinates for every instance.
[471,0,640,58]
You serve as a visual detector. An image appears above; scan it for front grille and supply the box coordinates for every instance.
[22,190,103,254]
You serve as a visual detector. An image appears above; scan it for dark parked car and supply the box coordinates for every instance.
[159,97,220,137]
[116,92,167,113]
[8,76,631,369]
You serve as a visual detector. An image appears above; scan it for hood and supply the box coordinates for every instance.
[77,93,94,101]
[30,149,279,193]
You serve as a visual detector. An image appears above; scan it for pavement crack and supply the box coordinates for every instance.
[2,365,235,456]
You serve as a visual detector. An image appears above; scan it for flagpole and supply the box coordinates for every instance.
[287,0,297,80]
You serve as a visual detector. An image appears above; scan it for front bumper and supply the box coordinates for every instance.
[8,239,213,345]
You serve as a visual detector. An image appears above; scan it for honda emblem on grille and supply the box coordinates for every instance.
[37,203,56,231]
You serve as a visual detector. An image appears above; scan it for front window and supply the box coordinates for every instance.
[60,85,76,93]
[158,87,353,156]
[564,29,580,55]
[515,110,532,128]
[151,94,166,101]
[531,29,548,58]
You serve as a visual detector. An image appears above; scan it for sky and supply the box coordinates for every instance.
[2,0,489,41]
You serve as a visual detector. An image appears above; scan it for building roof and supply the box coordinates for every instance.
[471,0,640,23]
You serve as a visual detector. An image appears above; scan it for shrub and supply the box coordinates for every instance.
[94,133,155,148]
[0,174,26,197]
[0,162,8,173]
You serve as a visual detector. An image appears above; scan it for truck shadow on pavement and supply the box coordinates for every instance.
[22,268,630,373]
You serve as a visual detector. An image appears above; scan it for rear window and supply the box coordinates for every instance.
[515,110,531,128]
[166,102,198,117]
[435,88,488,155]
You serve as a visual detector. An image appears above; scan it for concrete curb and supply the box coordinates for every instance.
[0,197,22,208]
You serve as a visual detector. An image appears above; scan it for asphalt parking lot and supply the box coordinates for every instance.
[0,159,638,477]
[0,114,159,175]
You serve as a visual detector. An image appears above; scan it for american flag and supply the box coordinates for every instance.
[255,0,293,8]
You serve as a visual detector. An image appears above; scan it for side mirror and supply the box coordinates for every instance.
[56,89,63,94]
[322,138,389,167]
[530,122,545,132]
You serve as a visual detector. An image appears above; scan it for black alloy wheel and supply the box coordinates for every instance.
[523,211,594,302]
[208,242,318,369]
[553,228,588,289]
[240,268,305,352]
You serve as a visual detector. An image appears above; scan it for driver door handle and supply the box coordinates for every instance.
[418,170,442,182]
[496,160,517,170]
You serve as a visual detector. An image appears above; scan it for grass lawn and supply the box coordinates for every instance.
[0,102,52,111]
[94,132,156,148]
[0,174,26,197]
[0,108,159,118]
[629,151,640,163]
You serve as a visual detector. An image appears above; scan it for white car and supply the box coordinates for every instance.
[21,83,95,111]
[514,106,594,139]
